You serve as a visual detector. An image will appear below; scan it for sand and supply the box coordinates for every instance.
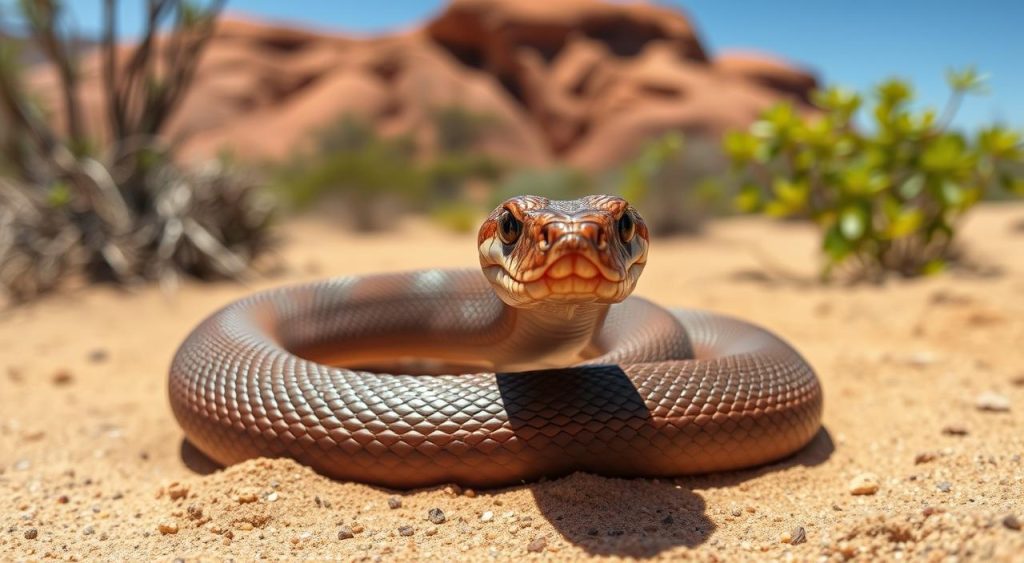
[1,204,1023,561]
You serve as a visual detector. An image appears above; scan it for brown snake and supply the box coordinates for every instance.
[169,195,822,488]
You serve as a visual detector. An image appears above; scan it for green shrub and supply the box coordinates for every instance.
[613,132,726,235]
[273,110,503,231]
[725,67,1024,280]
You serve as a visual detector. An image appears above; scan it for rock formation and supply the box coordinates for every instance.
[27,0,818,172]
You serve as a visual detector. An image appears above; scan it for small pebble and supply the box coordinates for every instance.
[167,483,189,501]
[428,508,446,524]
[464,488,476,498]
[975,392,1011,412]
[425,528,437,536]
[661,514,673,525]
[337,526,354,540]
[237,493,258,504]
[936,481,952,493]
[387,496,402,510]
[351,524,364,534]
[848,473,880,495]
[24,528,38,540]
[88,349,109,363]
[57,495,69,504]
[83,525,95,536]
[158,522,179,535]
[480,511,494,522]
[790,526,807,545]
[906,351,937,367]
[265,492,278,502]
[1003,514,1021,531]
[914,452,938,464]
[52,370,74,385]
[527,536,548,553]
[398,525,414,537]
[942,425,969,436]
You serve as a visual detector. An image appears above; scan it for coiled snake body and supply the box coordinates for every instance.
[170,196,822,488]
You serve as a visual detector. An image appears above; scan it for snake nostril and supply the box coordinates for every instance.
[539,225,553,251]
[577,222,606,250]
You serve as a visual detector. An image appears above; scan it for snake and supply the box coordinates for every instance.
[169,195,822,488]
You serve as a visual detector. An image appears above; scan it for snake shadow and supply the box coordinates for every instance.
[180,439,220,476]
[496,366,834,558]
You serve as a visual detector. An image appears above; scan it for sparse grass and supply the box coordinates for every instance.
[0,0,274,303]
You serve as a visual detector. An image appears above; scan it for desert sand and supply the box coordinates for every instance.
[1,204,1023,561]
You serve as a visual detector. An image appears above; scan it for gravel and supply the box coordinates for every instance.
[387,496,402,509]
[427,508,446,524]
[791,526,807,545]
[848,473,880,495]
[527,536,548,553]
[975,392,1011,412]
[337,526,354,540]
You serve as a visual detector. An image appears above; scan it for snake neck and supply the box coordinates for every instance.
[494,301,611,371]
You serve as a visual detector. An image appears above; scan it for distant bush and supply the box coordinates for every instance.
[0,0,273,302]
[491,166,592,207]
[613,132,726,235]
[725,68,1024,280]
[274,110,502,231]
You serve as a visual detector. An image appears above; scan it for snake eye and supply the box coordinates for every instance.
[498,210,522,245]
[617,210,636,243]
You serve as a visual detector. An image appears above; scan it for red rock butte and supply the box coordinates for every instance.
[29,0,817,171]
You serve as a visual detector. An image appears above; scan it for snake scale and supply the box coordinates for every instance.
[169,195,822,488]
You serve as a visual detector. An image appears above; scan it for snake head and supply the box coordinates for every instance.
[478,195,649,307]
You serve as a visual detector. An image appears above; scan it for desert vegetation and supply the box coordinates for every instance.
[0,0,272,302]
[726,68,1024,281]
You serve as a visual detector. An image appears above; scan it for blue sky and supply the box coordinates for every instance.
[18,1,1024,131]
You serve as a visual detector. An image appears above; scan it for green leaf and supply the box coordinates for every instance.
[733,184,762,213]
[823,224,852,262]
[723,131,759,163]
[940,180,965,206]
[977,126,1022,159]
[897,174,925,199]
[812,86,862,117]
[772,178,809,210]
[921,134,970,173]
[764,200,792,218]
[839,205,868,240]
[875,79,914,107]
[885,209,923,239]
[945,66,989,94]
[921,259,947,276]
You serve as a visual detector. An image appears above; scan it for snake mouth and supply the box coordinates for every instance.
[493,252,634,303]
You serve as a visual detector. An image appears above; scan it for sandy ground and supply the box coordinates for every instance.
[1,203,1023,561]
